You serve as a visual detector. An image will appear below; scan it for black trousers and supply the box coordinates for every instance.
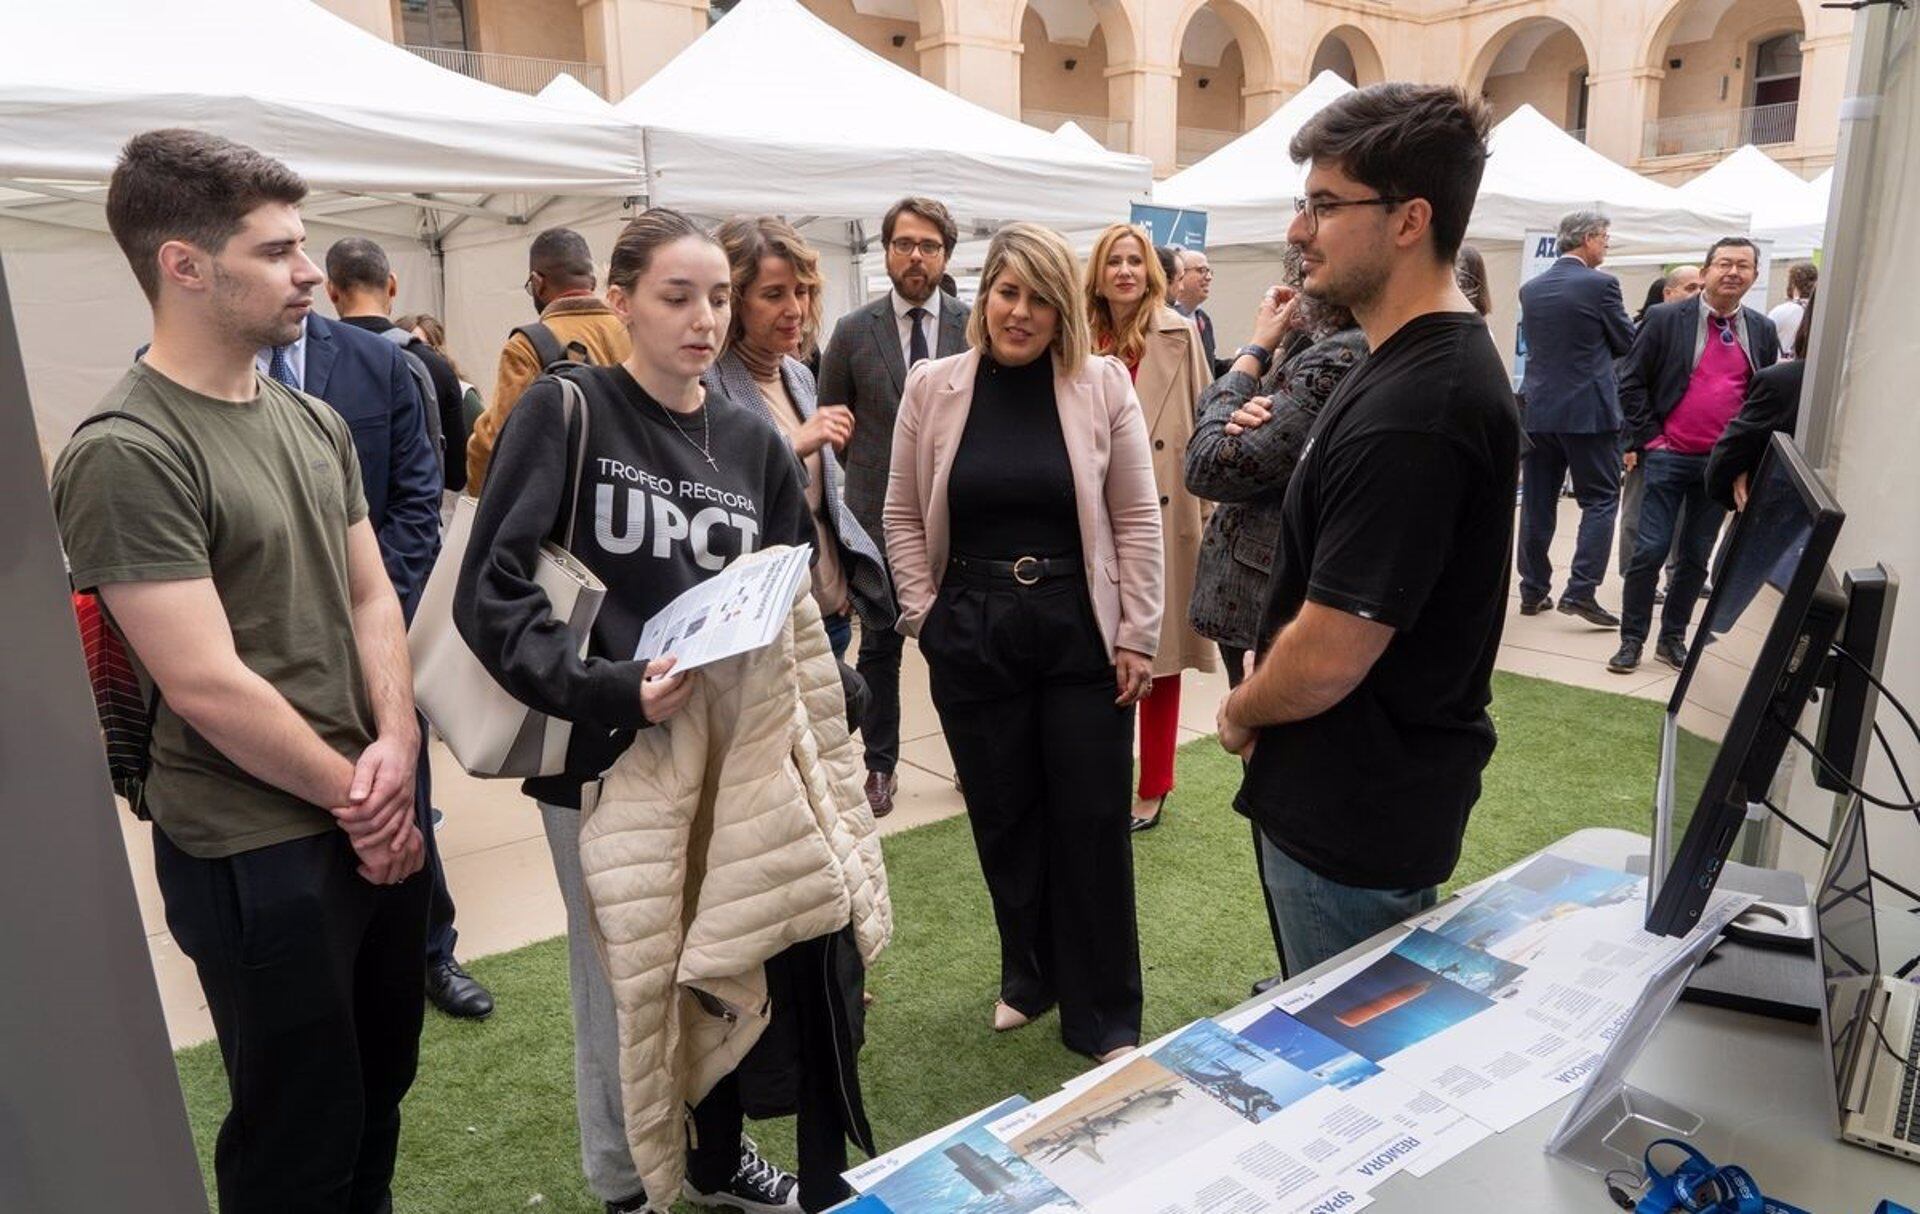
[1220,641,1288,979]
[1518,429,1621,604]
[855,620,904,775]
[153,825,429,1214]
[923,568,1142,1057]
[416,726,458,967]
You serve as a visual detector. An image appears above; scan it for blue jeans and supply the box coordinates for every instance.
[824,611,852,661]
[1619,449,1726,646]
[1258,831,1436,974]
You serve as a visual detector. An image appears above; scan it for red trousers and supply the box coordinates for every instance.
[1136,674,1181,799]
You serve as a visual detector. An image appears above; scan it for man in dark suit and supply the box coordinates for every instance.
[261,313,491,1019]
[1610,236,1779,674]
[1170,245,1228,377]
[1515,211,1636,625]
[818,196,967,817]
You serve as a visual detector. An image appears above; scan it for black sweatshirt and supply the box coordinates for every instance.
[454,364,812,808]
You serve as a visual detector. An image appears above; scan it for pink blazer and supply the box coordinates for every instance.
[882,347,1165,660]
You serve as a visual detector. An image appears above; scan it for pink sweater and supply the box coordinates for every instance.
[1651,315,1749,455]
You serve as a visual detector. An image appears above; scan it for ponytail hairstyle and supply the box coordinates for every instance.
[606,207,720,293]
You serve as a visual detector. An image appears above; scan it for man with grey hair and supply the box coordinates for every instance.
[1514,209,1635,624]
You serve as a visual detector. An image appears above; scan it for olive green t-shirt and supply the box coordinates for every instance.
[52,362,375,858]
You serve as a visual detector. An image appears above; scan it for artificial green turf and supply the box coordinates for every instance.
[174,670,1661,1211]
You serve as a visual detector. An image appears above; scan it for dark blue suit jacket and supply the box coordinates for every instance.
[303,313,442,618]
[1618,296,1781,453]
[1517,256,1634,434]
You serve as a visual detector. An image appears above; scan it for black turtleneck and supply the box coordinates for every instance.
[948,353,1081,560]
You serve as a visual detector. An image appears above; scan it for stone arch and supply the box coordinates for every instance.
[1638,0,1820,72]
[1015,0,1134,147]
[1009,0,1137,67]
[1170,0,1275,92]
[1465,12,1597,99]
[1306,24,1384,87]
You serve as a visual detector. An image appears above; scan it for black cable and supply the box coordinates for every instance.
[1866,1008,1919,1077]
[1760,797,1920,905]
[1831,643,1920,764]
[1782,722,1920,810]
[1874,722,1918,804]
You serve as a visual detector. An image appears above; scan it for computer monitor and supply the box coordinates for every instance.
[1647,433,1846,936]
[1816,794,1878,1130]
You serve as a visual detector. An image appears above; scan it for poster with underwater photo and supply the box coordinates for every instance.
[1390,927,1528,998]
[1503,854,1640,909]
[1294,951,1495,1062]
[1148,1019,1327,1124]
[1237,1005,1384,1091]
[865,1097,1080,1214]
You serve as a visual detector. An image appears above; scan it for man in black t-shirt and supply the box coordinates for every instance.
[1216,84,1522,974]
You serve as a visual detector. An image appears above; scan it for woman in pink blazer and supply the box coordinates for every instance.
[883,222,1164,1062]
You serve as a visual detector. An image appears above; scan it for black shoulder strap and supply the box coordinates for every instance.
[513,322,567,370]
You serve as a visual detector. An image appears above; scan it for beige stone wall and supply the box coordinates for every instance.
[1178,40,1244,132]
[801,0,920,74]
[1483,27,1588,127]
[1020,8,1112,118]
[469,0,585,61]
[437,0,1848,179]
[1654,0,1805,120]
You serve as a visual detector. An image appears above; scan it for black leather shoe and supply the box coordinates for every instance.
[865,770,896,819]
[1557,597,1621,628]
[1607,640,1642,674]
[426,959,494,1020]
[1251,974,1284,996]
[1519,594,1553,616]
[607,1193,649,1214]
[1655,637,1690,670]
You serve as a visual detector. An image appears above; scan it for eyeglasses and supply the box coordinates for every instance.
[523,272,538,298]
[1292,194,1409,235]
[888,238,946,258]
[1710,314,1737,345]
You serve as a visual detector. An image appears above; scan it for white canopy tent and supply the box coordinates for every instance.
[1159,89,1747,366]
[0,0,645,440]
[1051,122,1111,155]
[1159,88,1743,257]
[614,0,1152,232]
[538,72,620,117]
[1153,71,1359,247]
[1674,144,1827,259]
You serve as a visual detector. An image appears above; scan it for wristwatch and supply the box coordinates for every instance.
[1234,343,1273,373]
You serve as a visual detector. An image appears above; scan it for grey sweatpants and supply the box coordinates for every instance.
[540,800,646,1205]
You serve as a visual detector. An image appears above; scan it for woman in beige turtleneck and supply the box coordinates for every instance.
[705,216,895,656]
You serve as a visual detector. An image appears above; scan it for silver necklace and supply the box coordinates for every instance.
[655,391,716,470]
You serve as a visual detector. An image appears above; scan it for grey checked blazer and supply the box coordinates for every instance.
[816,291,969,545]
[705,349,897,630]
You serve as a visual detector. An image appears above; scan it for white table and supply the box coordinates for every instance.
[1236,827,1920,1212]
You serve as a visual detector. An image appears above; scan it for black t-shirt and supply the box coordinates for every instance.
[455,364,813,808]
[948,353,1081,560]
[1237,311,1521,890]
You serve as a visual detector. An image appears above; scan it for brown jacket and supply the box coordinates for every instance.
[883,347,1164,661]
[465,295,630,493]
[1133,305,1218,677]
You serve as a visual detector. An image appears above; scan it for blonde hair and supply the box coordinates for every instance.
[715,215,826,355]
[1085,223,1166,366]
[967,222,1090,372]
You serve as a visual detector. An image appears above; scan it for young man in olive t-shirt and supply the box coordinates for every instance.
[50,129,428,1214]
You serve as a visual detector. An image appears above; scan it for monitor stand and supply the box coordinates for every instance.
[1626,855,1824,1022]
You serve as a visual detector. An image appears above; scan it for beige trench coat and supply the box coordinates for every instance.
[1132,306,1218,678]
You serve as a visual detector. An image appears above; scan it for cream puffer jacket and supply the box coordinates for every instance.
[576,562,893,1207]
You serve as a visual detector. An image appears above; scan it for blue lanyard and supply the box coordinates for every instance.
[1631,1139,1915,1214]
[1631,1138,1905,1214]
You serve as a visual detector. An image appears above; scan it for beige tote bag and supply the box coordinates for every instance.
[410,377,605,777]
